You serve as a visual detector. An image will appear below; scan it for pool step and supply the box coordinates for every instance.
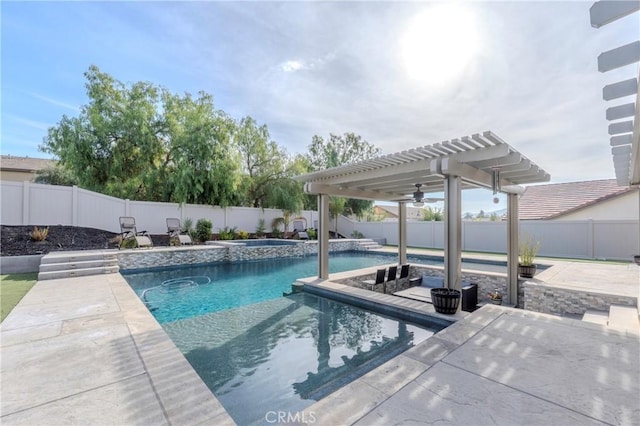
[38,251,120,281]
[356,239,383,251]
[582,306,639,335]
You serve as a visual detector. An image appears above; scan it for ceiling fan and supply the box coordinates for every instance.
[391,183,444,206]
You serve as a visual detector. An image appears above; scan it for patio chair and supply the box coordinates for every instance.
[398,263,410,284]
[364,268,386,291]
[119,216,153,249]
[384,265,398,294]
[293,218,307,232]
[166,218,193,245]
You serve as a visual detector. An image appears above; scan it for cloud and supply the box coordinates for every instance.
[281,60,307,73]
[27,92,80,112]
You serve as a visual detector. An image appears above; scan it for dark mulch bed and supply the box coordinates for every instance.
[0,225,171,257]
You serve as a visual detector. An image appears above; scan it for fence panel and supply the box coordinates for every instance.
[29,184,73,226]
[594,220,639,260]
[77,189,126,232]
[130,201,183,234]
[1,181,23,225]
[521,221,591,258]
[463,221,506,253]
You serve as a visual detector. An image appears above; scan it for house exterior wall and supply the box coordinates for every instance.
[555,189,639,220]
[0,170,36,182]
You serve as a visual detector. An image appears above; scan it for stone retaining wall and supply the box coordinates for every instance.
[524,281,638,315]
[117,246,228,270]
[118,239,364,270]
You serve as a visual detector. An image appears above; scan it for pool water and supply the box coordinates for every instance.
[123,251,503,324]
[162,292,442,425]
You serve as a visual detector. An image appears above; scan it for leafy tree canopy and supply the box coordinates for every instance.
[235,116,305,212]
[41,65,241,206]
[306,133,381,219]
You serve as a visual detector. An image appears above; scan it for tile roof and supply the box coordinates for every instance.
[0,155,56,172]
[519,179,633,220]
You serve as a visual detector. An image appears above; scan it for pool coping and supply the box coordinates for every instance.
[0,272,236,425]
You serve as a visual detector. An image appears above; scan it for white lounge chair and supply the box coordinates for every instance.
[119,216,153,248]
[166,218,193,245]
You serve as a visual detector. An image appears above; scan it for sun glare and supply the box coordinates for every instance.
[401,5,479,85]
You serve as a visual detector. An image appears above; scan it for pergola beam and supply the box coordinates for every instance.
[304,182,398,201]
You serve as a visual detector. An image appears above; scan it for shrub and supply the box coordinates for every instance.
[120,237,137,249]
[195,219,213,242]
[30,226,49,242]
[351,230,364,239]
[270,222,283,239]
[306,228,317,240]
[255,218,266,238]
[182,217,194,238]
[219,226,238,240]
[519,233,540,266]
[237,229,249,240]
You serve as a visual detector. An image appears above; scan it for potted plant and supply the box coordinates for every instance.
[519,232,540,278]
[487,289,503,305]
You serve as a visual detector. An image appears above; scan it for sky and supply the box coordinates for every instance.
[1,1,638,214]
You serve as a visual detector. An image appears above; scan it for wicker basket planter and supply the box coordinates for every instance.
[518,264,537,279]
[430,288,461,314]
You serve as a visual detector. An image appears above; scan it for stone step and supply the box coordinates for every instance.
[40,251,118,264]
[38,266,120,281]
[581,310,609,325]
[608,305,640,334]
[39,258,118,273]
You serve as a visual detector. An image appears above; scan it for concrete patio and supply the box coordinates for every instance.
[1,259,638,425]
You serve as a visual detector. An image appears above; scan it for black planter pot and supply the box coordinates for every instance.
[518,264,537,279]
[634,255,640,266]
[431,288,461,314]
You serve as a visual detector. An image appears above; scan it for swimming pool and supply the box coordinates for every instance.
[122,252,485,424]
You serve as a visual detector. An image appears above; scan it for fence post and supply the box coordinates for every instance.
[588,219,595,259]
[22,181,30,225]
[71,186,79,227]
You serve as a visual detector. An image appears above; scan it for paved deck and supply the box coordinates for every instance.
[1,256,639,425]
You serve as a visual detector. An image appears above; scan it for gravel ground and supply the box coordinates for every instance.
[0,225,170,256]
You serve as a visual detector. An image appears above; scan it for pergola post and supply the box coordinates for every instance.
[398,202,407,265]
[507,193,519,305]
[444,175,462,292]
[318,194,330,279]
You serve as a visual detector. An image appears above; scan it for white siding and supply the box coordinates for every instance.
[558,190,639,220]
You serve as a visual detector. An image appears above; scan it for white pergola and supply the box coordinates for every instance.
[295,131,550,306]
[590,1,640,187]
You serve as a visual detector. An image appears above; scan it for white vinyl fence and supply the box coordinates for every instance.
[0,181,319,235]
[2,181,638,261]
[339,216,639,262]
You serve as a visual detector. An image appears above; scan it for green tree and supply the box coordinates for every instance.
[34,166,78,186]
[235,116,305,212]
[306,133,381,218]
[477,210,486,219]
[422,206,444,221]
[328,196,347,235]
[40,65,241,206]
